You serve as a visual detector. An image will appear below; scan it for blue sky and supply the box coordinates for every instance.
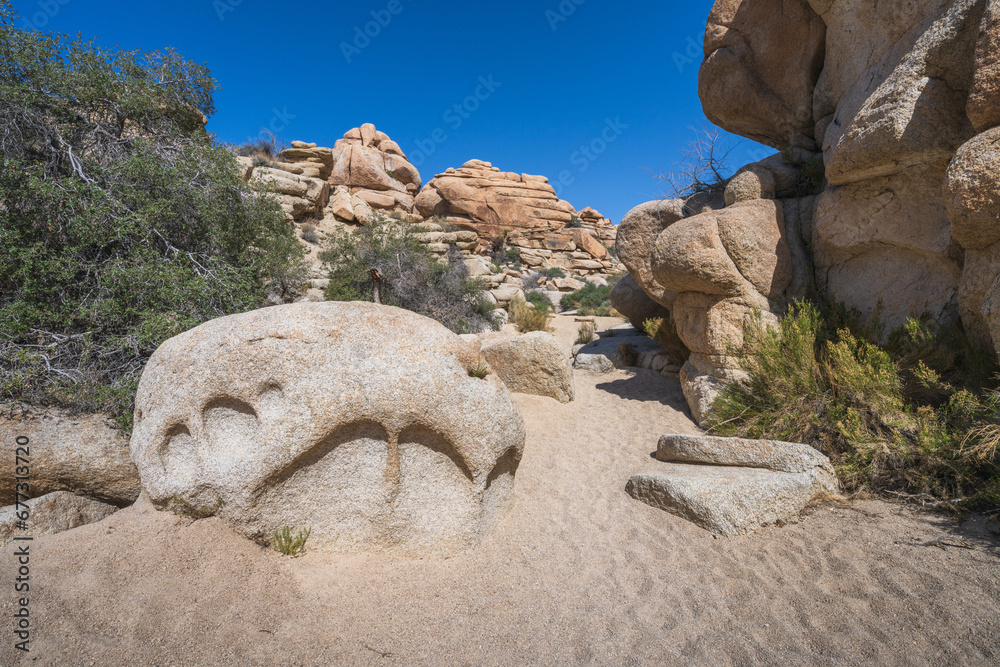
[11,0,771,222]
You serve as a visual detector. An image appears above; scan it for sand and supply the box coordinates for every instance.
[2,315,998,665]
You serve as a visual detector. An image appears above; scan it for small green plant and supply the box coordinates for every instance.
[469,360,490,379]
[561,282,613,316]
[644,317,691,366]
[510,297,552,333]
[271,526,312,556]
[618,342,639,367]
[576,323,596,345]
[540,267,567,279]
[567,215,583,228]
[525,291,553,314]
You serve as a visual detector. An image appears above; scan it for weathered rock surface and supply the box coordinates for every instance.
[627,434,839,536]
[699,0,826,150]
[656,434,836,475]
[479,331,575,403]
[0,492,118,546]
[610,274,672,330]
[0,407,140,506]
[130,302,525,554]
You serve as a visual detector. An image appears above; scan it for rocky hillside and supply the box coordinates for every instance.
[616,0,1000,424]
[237,124,624,287]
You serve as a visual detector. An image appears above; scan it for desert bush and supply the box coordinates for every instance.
[706,301,1000,510]
[576,323,596,345]
[540,267,567,279]
[300,224,320,245]
[510,297,552,333]
[561,282,613,316]
[469,360,490,379]
[525,291,553,314]
[643,317,690,366]
[271,526,311,556]
[0,3,305,430]
[320,216,496,334]
[618,342,639,367]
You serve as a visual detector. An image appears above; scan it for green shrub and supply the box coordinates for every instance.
[540,267,567,279]
[560,282,613,316]
[320,216,496,334]
[525,291,553,314]
[510,297,551,333]
[706,300,1000,510]
[643,317,691,366]
[271,526,311,557]
[576,323,596,345]
[0,4,305,430]
[300,224,320,245]
[469,360,490,379]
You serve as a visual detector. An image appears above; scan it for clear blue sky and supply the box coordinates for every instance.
[11,0,770,223]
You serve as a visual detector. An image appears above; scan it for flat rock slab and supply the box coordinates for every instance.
[626,463,837,537]
[657,434,835,475]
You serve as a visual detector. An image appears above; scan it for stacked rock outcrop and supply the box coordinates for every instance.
[620,0,1000,423]
[416,160,623,277]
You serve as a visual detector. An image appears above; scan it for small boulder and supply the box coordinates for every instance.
[0,492,118,546]
[610,274,672,330]
[479,332,575,403]
[0,407,140,506]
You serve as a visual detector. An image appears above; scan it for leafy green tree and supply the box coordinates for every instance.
[0,1,306,428]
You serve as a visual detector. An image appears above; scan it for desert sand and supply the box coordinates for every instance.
[2,315,998,666]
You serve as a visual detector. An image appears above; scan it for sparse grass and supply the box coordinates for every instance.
[644,317,691,366]
[618,342,639,367]
[469,361,490,379]
[705,300,1000,511]
[300,224,320,245]
[561,282,613,316]
[510,297,552,333]
[576,323,596,345]
[271,526,311,556]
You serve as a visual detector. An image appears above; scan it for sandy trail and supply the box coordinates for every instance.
[2,316,998,665]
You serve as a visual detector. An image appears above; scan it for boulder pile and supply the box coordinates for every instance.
[619,0,1000,423]
[238,128,623,283]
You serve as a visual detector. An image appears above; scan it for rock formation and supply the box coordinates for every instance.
[129,302,525,554]
[0,407,140,506]
[478,331,576,403]
[626,434,839,536]
[416,160,623,277]
[0,492,118,546]
[621,0,1000,422]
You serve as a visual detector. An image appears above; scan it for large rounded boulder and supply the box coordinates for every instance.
[130,302,525,554]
